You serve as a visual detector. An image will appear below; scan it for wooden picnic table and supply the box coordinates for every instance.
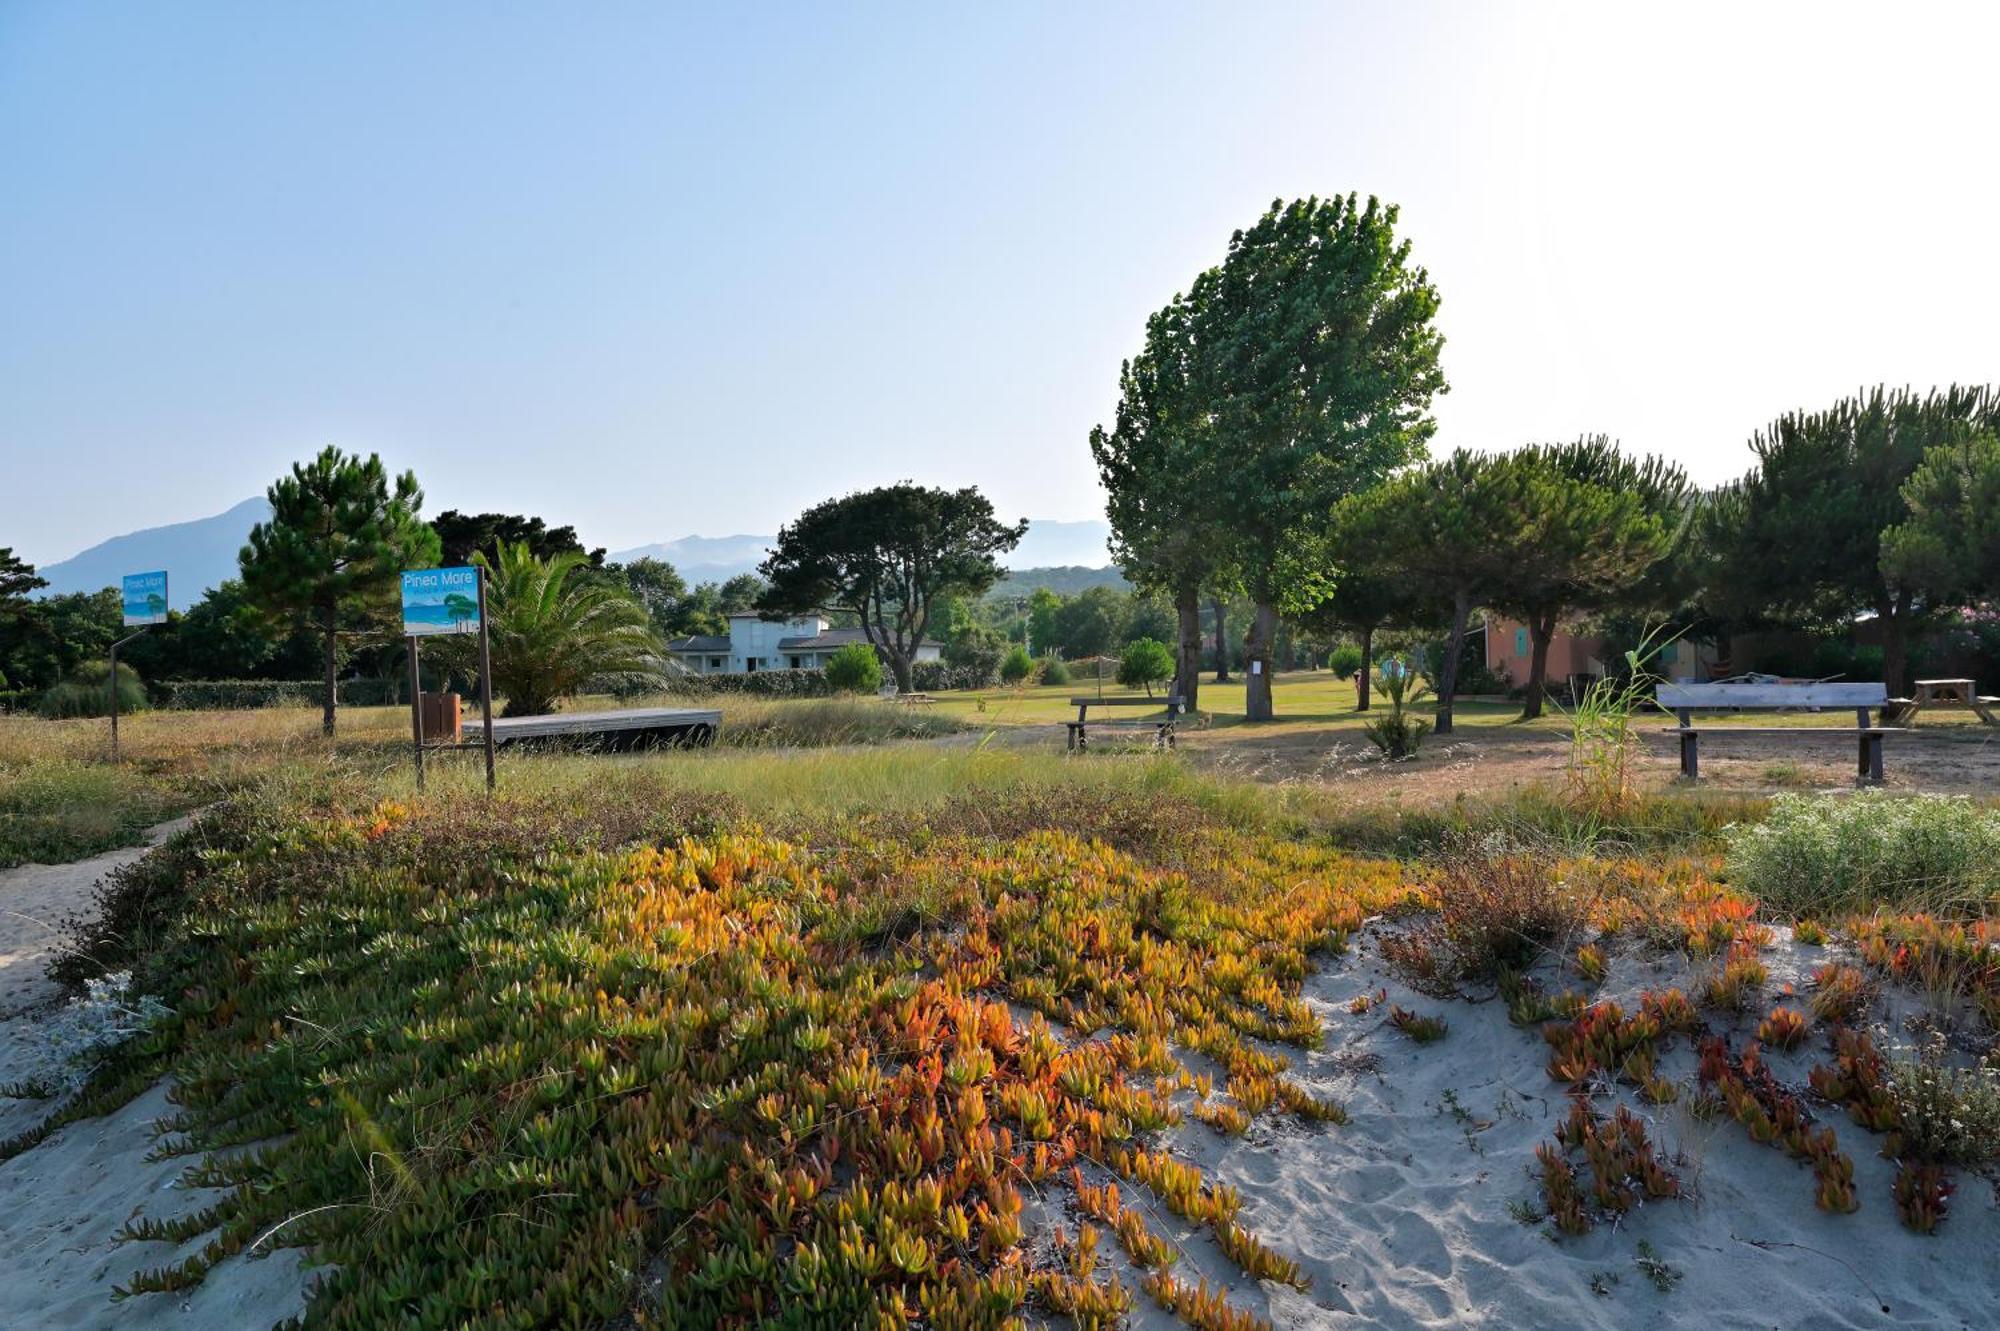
[1066,695,1182,752]
[1899,679,1999,726]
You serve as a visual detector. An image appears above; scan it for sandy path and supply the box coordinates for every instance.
[0,817,193,1019]
[0,823,314,1330]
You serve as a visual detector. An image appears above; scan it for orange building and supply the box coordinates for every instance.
[1479,614,1717,691]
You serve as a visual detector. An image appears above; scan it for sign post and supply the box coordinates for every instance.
[400,565,495,793]
[110,571,168,761]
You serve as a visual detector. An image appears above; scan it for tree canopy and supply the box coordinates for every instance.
[757,484,1025,693]
[238,447,440,735]
[1715,385,1999,691]
[1172,195,1447,718]
[1882,431,2000,604]
[433,510,604,569]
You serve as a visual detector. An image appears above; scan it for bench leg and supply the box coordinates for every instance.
[1857,734,1884,786]
[1678,730,1698,782]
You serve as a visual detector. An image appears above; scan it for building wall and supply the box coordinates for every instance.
[1482,616,1719,689]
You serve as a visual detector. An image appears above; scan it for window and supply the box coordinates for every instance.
[709,657,723,669]
[746,658,759,673]
[790,655,802,670]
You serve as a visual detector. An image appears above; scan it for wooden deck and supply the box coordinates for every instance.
[464,707,721,751]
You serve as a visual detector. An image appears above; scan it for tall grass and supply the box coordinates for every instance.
[1562,625,1675,815]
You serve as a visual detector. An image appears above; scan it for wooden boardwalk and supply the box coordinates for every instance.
[464,707,721,751]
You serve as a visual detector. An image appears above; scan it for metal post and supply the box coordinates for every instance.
[107,627,148,762]
[476,565,496,792]
[407,635,425,793]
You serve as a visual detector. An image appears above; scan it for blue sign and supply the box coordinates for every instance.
[401,566,482,637]
[121,570,169,626]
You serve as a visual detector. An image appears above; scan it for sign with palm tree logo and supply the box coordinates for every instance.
[121,570,168,626]
[401,566,482,636]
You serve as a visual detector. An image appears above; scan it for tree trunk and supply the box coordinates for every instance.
[1434,587,1472,736]
[1244,601,1278,721]
[1211,597,1230,682]
[1521,610,1556,721]
[319,602,338,737]
[1357,625,1374,712]
[1173,585,1202,713]
[886,648,915,695]
[1880,591,1912,696]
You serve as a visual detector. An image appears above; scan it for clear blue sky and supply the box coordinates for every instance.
[6,3,1999,565]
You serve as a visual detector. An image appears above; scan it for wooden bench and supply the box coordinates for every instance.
[1656,681,1904,786]
[1067,695,1182,752]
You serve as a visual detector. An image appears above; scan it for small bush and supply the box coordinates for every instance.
[1385,837,1589,987]
[35,661,147,719]
[1117,638,1174,696]
[1328,644,1363,679]
[1040,655,1071,686]
[998,645,1036,685]
[822,642,883,694]
[1723,792,2000,917]
[1888,1038,2000,1167]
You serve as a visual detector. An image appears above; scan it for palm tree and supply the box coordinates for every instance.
[467,542,667,716]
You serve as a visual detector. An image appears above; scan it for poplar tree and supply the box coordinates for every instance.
[1188,195,1446,720]
[239,447,439,735]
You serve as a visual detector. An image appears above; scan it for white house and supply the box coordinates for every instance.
[666,613,943,675]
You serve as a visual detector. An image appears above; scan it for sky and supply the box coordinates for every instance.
[6,2,2000,567]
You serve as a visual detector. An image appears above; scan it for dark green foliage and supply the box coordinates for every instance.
[1117,638,1175,696]
[1715,385,2000,690]
[1178,195,1447,718]
[238,447,440,735]
[1040,655,1072,686]
[823,641,883,694]
[758,483,1025,693]
[617,556,690,635]
[1328,645,1363,679]
[431,510,604,568]
[999,644,1036,684]
[34,659,147,718]
[1883,431,2000,602]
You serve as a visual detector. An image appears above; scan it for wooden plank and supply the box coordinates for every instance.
[1656,681,1887,709]
[465,707,722,744]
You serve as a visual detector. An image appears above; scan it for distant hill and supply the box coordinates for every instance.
[608,533,775,586]
[41,509,1118,604]
[988,565,1130,599]
[35,496,270,600]
[610,519,1115,586]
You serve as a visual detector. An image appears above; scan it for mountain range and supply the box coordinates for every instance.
[33,502,1113,600]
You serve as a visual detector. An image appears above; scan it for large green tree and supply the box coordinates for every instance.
[757,484,1025,693]
[1488,438,1692,718]
[459,542,666,716]
[433,510,603,568]
[1882,431,2000,603]
[1091,293,1234,711]
[1719,385,1999,692]
[239,447,440,735]
[1333,450,1530,734]
[1183,195,1447,720]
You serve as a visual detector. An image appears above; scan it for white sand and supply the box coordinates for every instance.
[1113,924,1998,1330]
[0,825,314,1330]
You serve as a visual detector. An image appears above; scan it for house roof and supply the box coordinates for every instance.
[666,635,732,653]
[778,627,942,651]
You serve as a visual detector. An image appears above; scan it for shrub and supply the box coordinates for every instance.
[911,660,998,692]
[35,661,147,719]
[1117,638,1174,696]
[822,642,883,694]
[1362,658,1429,759]
[154,679,402,709]
[1040,655,1071,686]
[1887,1038,2000,1167]
[1328,644,1363,679]
[1384,837,1589,986]
[1723,792,2000,917]
[999,645,1036,685]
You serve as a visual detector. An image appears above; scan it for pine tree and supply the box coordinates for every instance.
[239,447,439,735]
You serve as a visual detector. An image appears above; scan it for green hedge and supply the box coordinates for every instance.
[154,679,403,710]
